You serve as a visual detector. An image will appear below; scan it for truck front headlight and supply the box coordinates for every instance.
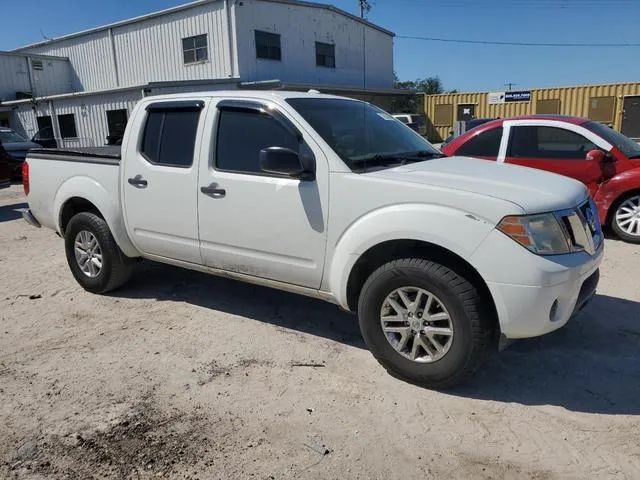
[497,213,570,255]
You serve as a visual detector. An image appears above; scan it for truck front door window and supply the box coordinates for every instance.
[216,110,299,174]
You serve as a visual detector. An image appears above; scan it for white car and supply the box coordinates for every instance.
[21,91,603,388]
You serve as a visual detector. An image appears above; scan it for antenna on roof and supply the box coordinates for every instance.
[39,29,51,41]
[358,0,372,19]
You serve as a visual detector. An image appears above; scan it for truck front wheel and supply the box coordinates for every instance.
[64,212,133,294]
[358,258,496,389]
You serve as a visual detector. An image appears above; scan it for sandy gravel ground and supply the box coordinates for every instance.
[0,184,639,479]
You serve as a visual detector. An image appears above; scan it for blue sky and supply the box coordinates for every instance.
[2,0,639,92]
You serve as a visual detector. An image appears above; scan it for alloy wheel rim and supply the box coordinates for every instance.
[380,286,454,363]
[615,195,640,237]
[74,230,103,278]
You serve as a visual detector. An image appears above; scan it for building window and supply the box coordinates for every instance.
[106,109,128,143]
[182,34,208,64]
[255,30,281,61]
[58,114,77,138]
[141,107,201,168]
[315,42,335,68]
[36,115,52,131]
[31,59,43,71]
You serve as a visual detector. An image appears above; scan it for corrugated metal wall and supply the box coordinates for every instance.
[113,2,232,86]
[13,90,142,148]
[235,0,394,88]
[22,31,117,92]
[0,54,72,101]
[424,82,640,141]
[18,2,233,93]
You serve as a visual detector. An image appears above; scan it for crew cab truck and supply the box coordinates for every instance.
[21,91,603,388]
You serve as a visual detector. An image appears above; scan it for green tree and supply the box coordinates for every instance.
[394,75,444,95]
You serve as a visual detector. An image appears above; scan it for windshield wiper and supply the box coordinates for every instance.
[350,150,445,170]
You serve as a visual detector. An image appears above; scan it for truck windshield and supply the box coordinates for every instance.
[286,98,442,171]
[584,121,640,158]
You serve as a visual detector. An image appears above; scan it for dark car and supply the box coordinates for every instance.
[0,128,43,178]
[0,141,12,189]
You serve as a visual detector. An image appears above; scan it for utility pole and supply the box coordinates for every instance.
[504,82,517,91]
[359,0,372,19]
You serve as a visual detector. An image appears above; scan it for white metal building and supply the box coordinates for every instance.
[1,0,401,148]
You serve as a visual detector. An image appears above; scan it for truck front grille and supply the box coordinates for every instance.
[556,199,602,256]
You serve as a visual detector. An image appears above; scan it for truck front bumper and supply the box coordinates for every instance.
[471,229,604,339]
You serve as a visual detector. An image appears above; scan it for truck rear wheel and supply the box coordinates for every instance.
[64,212,133,294]
[358,258,496,389]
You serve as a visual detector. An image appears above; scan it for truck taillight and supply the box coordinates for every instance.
[22,161,29,196]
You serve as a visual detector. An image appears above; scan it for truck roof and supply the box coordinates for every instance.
[142,90,360,102]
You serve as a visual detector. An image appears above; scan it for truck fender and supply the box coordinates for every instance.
[54,176,139,258]
[594,167,640,223]
[325,203,496,310]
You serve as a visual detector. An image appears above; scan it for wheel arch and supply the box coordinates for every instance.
[344,239,498,328]
[54,176,139,257]
[603,187,640,227]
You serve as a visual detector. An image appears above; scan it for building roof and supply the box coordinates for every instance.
[0,50,68,60]
[12,0,393,52]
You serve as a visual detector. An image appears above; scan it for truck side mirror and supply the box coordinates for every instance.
[260,146,315,180]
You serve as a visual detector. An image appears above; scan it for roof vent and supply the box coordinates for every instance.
[307,89,320,94]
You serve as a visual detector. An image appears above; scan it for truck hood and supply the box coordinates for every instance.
[367,156,588,214]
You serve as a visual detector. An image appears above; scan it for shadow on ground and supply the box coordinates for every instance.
[117,261,365,349]
[0,202,27,223]
[456,294,640,415]
[118,262,640,415]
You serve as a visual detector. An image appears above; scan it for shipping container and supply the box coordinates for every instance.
[424,82,640,142]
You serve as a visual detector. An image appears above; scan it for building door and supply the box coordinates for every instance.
[621,96,640,139]
[457,104,475,121]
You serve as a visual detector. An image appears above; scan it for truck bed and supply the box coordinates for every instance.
[30,146,121,164]
[26,147,122,232]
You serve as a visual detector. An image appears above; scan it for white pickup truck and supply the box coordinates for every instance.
[21,91,603,388]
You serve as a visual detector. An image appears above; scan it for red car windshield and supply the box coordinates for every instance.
[584,121,640,158]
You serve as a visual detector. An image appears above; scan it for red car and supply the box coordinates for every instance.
[442,115,640,243]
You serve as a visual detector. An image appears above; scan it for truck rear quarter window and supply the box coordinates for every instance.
[215,110,298,174]
[141,109,200,168]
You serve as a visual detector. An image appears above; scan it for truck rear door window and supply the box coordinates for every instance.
[141,109,200,168]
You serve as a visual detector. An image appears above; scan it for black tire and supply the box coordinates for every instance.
[64,212,133,294]
[358,258,496,389]
[610,192,640,243]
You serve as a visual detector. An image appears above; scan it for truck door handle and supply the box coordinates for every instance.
[201,183,226,198]
[128,175,148,188]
